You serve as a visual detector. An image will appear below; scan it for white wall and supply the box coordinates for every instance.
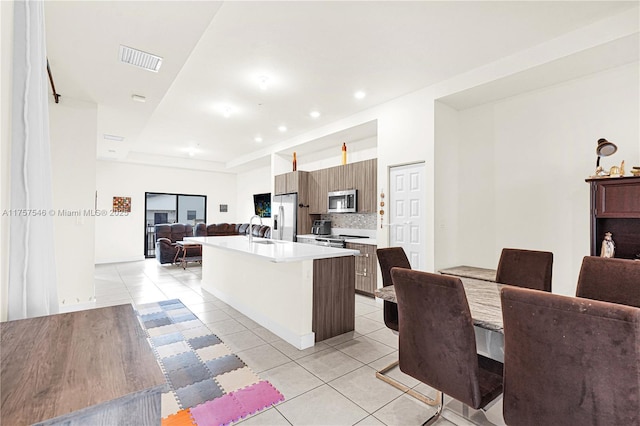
[376,89,437,270]
[0,0,13,321]
[293,137,378,172]
[434,101,461,270]
[95,161,237,263]
[49,98,98,308]
[444,63,640,296]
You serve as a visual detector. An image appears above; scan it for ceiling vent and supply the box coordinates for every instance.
[103,134,125,142]
[119,45,163,72]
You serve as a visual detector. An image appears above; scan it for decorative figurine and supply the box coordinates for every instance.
[341,143,347,165]
[600,232,615,258]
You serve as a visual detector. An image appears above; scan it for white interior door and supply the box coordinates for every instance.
[389,163,426,270]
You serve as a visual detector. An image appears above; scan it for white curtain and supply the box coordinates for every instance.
[8,0,58,320]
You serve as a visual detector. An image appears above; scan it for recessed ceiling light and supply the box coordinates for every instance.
[223,107,232,118]
[310,111,321,119]
[103,134,124,142]
[131,94,146,103]
[184,146,197,157]
[119,45,163,72]
[255,136,263,143]
[278,125,287,132]
[354,91,366,99]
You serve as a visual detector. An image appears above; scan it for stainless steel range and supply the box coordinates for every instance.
[304,234,369,248]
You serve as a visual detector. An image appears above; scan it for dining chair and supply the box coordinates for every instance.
[374,248,434,403]
[495,248,553,292]
[501,286,640,425]
[392,268,504,424]
[575,256,640,308]
[376,247,411,332]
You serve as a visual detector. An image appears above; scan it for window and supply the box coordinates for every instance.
[144,192,207,258]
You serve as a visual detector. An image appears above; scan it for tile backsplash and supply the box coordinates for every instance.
[321,213,376,230]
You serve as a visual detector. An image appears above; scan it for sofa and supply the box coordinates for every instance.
[195,223,271,238]
[155,223,199,264]
[155,222,272,265]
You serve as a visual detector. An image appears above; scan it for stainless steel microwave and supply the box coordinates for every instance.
[328,190,357,213]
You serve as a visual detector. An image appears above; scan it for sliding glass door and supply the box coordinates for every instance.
[144,192,207,258]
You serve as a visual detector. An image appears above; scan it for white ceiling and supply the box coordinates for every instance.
[43,1,638,171]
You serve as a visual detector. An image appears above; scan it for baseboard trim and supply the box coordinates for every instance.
[59,300,97,313]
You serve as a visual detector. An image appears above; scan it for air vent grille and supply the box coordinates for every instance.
[119,45,162,72]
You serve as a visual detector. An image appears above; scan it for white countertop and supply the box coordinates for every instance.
[185,235,360,263]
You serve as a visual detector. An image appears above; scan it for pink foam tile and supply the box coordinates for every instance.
[232,381,285,415]
[189,393,243,426]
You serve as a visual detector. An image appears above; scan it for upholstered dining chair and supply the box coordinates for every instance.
[392,268,504,424]
[495,248,553,292]
[376,247,411,332]
[575,256,640,308]
[374,248,432,401]
[501,286,640,426]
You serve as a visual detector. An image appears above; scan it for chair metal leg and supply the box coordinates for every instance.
[422,392,444,426]
[375,359,441,407]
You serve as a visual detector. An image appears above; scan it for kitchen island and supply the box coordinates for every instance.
[186,235,360,349]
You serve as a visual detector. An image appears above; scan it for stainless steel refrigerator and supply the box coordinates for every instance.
[273,193,297,242]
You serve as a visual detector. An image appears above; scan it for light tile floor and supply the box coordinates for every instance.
[94,259,506,426]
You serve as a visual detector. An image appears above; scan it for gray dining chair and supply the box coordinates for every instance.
[495,248,553,292]
[392,267,504,424]
[501,285,640,425]
[575,256,640,308]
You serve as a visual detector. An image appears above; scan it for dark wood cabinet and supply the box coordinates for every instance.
[274,174,287,195]
[307,159,377,214]
[309,168,328,214]
[352,159,377,213]
[274,171,307,195]
[586,176,640,260]
[346,242,377,296]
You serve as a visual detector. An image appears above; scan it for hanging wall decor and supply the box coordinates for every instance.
[112,196,131,213]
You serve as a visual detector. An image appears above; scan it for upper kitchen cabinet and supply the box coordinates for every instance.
[327,164,347,192]
[308,159,377,214]
[309,168,328,214]
[274,173,287,195]
[274,171,309,200]
[352,159,377,213]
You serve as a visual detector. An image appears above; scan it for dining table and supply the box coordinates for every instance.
[375,276,505,362]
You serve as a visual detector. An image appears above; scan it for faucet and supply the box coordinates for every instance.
[248,215,263,243]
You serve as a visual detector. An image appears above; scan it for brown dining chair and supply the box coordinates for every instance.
[495,248,553,292]
[376,247,411,332]
[576,256,640,308]
[501,286,640,425]
[374,248,431,401]
[392,268,504,424]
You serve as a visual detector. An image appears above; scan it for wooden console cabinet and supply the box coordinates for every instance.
[586,176,640,259]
